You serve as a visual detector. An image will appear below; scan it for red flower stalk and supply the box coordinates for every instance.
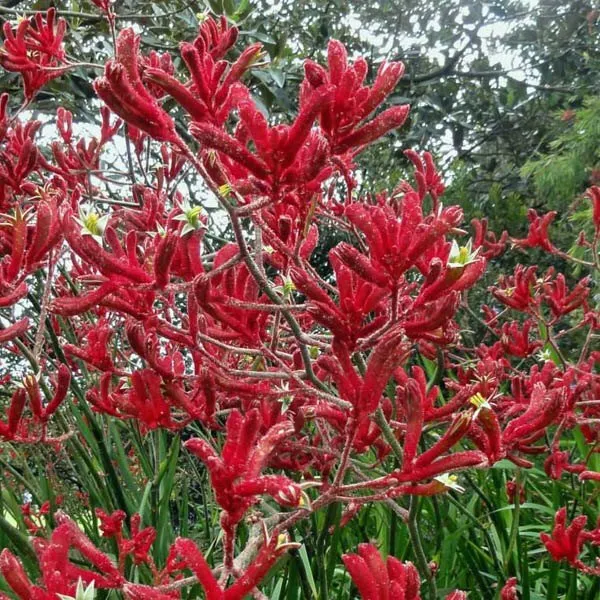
[540,507,600,575]
[512,209,557,252]
[471,217,507,259]
[585,186,600,232]
[342,543,421,600]
[543,273,590,318]
[94,29,179,143]
[185,410,302,528]
[0,8,67,100]
[491,265,538,312]
[500,320,542,357]
[0,316,29,344]
[500,577,518,600]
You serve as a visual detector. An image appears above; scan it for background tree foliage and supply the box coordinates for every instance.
[1,0,598,237]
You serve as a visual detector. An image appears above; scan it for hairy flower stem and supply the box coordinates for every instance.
[332,419,358,488]
[504,469,524,573]
[181,147,330,394]
[373,406,404,462]
[408,495,437,600]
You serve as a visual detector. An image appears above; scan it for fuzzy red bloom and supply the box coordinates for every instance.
[585,186,600,232]
[94,29,179,143]
[500,577,518,600]
[500,320,542,357]
[472,217,507,259]
[343,544,421,600]
[491,265,538,312]
[513,209,557,252]
[185,411,302,528]
[540,507,600,575]
[543,273,590,318]
[0,8,67,100]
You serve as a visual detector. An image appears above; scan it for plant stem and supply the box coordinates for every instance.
[407,495,437,600]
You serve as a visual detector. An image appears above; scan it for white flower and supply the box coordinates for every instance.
[173,198,205,236]
[57,579,96,600]
[434,473,465,493]
[447,239,480,269]
[75,204,109,242]
[537,348,553,362]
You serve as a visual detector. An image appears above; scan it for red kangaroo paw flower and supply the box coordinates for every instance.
[171,538,223,599]
[43,364,71,420]
[543,273,590,318]
[540,507,589,566]
[190,122,270,179]
[4,207,27,282]
[335,104,410,153]
[25,199,62,268]
[413,412,472,469]
[23,374,42,419]
[585,186,600,232]
[343,543,421,600]
[143,67,209,121]
[6,388,26,437]
[0,282,28,308]
[0,317,29,344]
[502,383,562,446]
[0,550,35,599]
[512,209,556,252]
[224,534,299,600]
[500,577,518,600]
[94,29,178,143]
[154,231,178,289]
[0,8,67,99]
[359,61,406,119]
[51,282,117,316]
[123,584,181,599]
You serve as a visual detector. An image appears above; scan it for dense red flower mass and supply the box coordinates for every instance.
[0,8,599,600]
